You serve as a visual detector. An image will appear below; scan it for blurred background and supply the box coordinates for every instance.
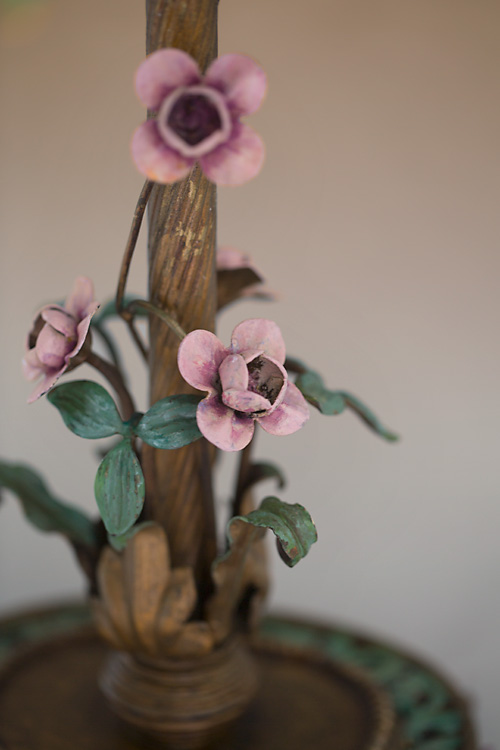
[1,0,499,743]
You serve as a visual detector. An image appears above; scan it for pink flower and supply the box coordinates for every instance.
[131,49,267,186]
[23,277,99,403]
[177,319,309,451]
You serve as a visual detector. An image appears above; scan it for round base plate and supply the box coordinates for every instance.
[0,604,475,750]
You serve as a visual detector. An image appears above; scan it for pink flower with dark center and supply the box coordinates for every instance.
[132,49,267,186]
[178,319,309,451]
[22,277,99,403]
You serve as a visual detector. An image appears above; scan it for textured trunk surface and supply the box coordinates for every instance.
[143,0,218,575]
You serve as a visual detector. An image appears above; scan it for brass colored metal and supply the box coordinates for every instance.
[100,636,258,749]
[0,621,399,750]
[142,0,219,582]
[92,525,213,659]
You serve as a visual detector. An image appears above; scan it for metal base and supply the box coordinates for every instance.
[0,603,476,750]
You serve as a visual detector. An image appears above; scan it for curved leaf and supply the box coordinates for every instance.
[0,460,96,546]
[338,391,399,442]
[217,267,265,311]
[231,496,318,567]
[48,380,125,439]
[136,394,202,449]
[94,440,145,536]
[295,370,346,415]
[207,497,315,642]
[294,366,398,441]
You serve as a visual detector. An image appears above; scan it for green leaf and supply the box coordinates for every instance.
[295,370,346,415]
[0,460,96,547]
[92,294,147,325]
[227,496,317,568]
[243,462,286,493]
[295,367,398,441]
[48,380,126,439]
[207,497,316,642]
[136,394,202,449]
[107,521,156,552]
[94,440,145,536]
[337,391,399,442]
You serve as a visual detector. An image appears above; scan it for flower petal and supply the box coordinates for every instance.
[64,277,95,320]
[197,396,255,451]
[257,382,310,436]
[35,324,72,368]
[178,330,227,393]
[222,389,271,414]
[135,49,201,110]
[131,120,194,184]
[216,246,254,271]
[199,123,264,186]
[68,310,95,361]
[219,354,248,392]
[22,348,45,381]
[205,54,267,116]
[41,307,76,337]
[27,367,66,404]
[231,319,286,364]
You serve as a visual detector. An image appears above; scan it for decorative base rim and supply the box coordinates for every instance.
[0,603,477,750]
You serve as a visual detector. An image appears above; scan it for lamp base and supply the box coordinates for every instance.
[0,604,476,750]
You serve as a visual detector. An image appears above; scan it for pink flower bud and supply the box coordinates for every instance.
[23,277,99,403]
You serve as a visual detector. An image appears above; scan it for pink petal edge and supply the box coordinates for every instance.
[222,388,271,414]
[131,121,194,184]
[178,330,227,393]
[257,382,310,436]
[199,123,264,186]
[230,319,286,364]
[219,354,248,392]
[205,54,267,116]
[41,308,76,337]
[22,348,44,381]
[27,367,66,404]
[65,277,95,320]
[135,48,201,110]
[216,246,253,271]
[197,396,255,451]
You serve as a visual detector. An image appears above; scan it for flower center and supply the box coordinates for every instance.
[167,93,222,147]
[247,356,284,405]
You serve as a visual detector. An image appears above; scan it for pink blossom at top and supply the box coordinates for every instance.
[22,277,99,403]
[131,49,267,186]
[177,319,309,451]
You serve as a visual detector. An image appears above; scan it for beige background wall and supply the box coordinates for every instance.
[1,0,499,743]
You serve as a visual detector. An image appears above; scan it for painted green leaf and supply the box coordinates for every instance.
[207,497,316,642]
[227,496,317,568]
[94,440,145,536]
[406,709,462,741]
[135,394,202,449]
[337,391,399,442]
[243,462,286,493]
[295,368,398,441]
[48,380,125,439]
[0,460,96,547]
[295,370,346,415]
